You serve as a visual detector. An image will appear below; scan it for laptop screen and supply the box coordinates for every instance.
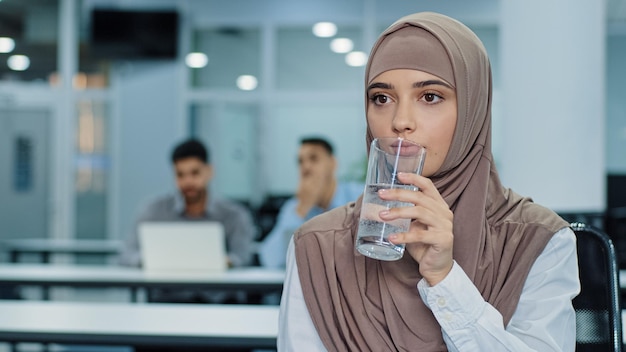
[138,222,227,273]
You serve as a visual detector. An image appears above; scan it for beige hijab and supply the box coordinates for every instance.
[294,12,568,351]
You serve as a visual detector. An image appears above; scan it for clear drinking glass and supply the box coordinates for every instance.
[355,137,426,261]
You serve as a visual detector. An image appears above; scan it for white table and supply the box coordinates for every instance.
[0,264,285,301]
[0,239,123,263]
[0,301,278,349]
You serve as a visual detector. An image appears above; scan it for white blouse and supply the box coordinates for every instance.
[278,227,580,351]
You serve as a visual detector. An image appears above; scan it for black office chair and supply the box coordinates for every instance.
[254,194,292,242]
[571,222,623,352]
[605,206,626,268]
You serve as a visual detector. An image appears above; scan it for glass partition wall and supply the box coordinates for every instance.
[0,0,113,254]
[75,100,109,240]
[0,0,62,250]
[186,22,369,208]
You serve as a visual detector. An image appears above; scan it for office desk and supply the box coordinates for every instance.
[0,239,123,263]
[0,301,278,349]
[0,264,285,301]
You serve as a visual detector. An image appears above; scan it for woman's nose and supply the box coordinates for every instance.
[392,101,416,134]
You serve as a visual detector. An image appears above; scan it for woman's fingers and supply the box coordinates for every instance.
[378,188,452,227]
[380,205,448,230]
[378,174,446,207]
[388,225,452,247]
[396,172,442,200]
[378,190,440,215]
[375,173,454,285]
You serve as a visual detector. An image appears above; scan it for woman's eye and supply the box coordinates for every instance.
[422,93,443,103]
[371,94,389,105]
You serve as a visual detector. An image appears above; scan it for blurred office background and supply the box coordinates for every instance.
[0,0,624,257]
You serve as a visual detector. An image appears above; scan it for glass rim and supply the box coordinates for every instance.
[370,136,426,151]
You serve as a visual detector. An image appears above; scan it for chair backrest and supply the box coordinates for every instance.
[255,194,292,242]
[605,206,626,268]
[571,222,622,352]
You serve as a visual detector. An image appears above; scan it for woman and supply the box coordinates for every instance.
[278,12,579,352]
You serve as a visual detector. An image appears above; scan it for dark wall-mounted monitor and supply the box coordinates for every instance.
[90,9,179,60]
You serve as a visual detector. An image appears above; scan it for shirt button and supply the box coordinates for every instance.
[437,297,446,307]
[444,312,453,321]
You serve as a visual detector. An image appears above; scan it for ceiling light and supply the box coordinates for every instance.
[236,75,258,91]
[330,38,353,54]
[7,55,30,71]
[0,37,15,53]
[185,52,208,68]
[345,51,367,67]
[312,22,337,38]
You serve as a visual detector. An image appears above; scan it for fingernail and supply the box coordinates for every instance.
[378,189,387,195]
[388,234,397,241]
[380,210,389,217]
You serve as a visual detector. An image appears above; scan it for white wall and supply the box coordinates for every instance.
[499,0,606,212]
[113,62,182,239]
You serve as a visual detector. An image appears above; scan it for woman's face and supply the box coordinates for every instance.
[367,69,457,177]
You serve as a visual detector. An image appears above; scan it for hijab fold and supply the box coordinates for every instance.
[295,12,567,351]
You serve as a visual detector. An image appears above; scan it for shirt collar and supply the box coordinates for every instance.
[173,190,215,217]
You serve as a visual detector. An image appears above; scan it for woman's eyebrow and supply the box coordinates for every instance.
[367,80,453,92]
[413,80,454,89]
[367,82,393,92]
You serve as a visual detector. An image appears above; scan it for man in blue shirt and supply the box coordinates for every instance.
[258,137,363,268]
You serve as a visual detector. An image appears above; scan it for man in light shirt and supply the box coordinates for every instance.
[258,137,362,268]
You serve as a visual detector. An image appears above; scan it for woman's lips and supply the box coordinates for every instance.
[391,140,424,156]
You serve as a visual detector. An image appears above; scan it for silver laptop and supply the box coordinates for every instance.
[138,222,227,274]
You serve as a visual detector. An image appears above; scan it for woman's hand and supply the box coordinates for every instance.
[378,172,454,286]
